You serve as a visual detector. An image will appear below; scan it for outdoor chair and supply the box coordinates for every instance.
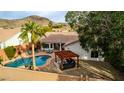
[62,60,76,70]
[46,48,53,54]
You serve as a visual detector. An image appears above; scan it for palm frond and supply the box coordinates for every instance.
[19,21,52,44]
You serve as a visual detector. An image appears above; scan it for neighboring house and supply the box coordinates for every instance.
[0,28,23,49]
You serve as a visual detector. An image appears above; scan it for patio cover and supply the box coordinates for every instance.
[55,50,79,59]
[55,50,79,68]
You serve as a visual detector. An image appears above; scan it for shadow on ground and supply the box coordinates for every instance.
[63,60,124,81]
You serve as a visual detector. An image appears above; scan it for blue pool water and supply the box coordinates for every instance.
[5,55,50,68]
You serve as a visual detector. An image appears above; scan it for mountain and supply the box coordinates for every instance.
[0,15,51,28]
[0,15,73,32]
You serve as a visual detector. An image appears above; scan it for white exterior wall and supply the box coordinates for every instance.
[64,41,104,61]
[0,32,23,49]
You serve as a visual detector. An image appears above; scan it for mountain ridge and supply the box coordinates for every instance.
[0,15,72,32]
[0,15,52,28]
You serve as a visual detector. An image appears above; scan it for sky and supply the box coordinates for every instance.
[0,11,67,22]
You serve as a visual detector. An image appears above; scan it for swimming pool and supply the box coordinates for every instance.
[5,55,50,68]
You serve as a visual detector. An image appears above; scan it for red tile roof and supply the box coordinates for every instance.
[55,50,79,59]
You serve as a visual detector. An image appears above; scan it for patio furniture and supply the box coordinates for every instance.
[45,48,53,54]
[62,59,76,70]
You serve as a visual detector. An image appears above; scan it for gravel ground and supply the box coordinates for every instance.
[63,60,124,80]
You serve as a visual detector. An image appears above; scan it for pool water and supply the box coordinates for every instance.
[5,55,50,68]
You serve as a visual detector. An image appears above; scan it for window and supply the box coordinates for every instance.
[91,50,98,58]
[43,44,49,48]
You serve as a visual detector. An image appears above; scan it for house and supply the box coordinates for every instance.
[0,27,104,61]
[41,32,78,51]
[64,40,104,61]
[41,32,104,61]
[0,28,23,49]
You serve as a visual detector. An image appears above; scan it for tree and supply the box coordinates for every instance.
[4,46,16,60]
[48,21,53,28]
[65,11,124,71]
[0,56,3,65]
[19,21,51,70]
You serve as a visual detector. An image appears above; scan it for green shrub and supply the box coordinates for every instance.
[0,57,3,64]
[4,46,16,60]
[53,24,63,28]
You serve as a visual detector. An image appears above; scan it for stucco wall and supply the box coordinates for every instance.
[0,67,80,81]
[64,41,104,61]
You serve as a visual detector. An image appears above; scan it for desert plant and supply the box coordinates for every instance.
[53,24,63,28]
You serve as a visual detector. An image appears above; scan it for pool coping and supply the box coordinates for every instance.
[36,57,53,70]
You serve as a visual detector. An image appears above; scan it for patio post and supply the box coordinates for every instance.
[55,53,57,62]
[60,58,63,70]
[59,43,62,51]
[52,43,54,50]
[48,43,51,50]
[77,57,79,68]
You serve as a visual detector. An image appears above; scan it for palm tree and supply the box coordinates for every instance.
[19,21,51,70]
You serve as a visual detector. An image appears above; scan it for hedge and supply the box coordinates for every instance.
[4,46,16,60]
[0,56,3,64]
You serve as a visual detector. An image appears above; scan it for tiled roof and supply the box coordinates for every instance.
[0,28,20,42]
[63,40,79,47]
[41,32,79,43]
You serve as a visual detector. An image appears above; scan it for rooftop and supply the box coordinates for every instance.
[41,32,79,44]
[0,28,20,42]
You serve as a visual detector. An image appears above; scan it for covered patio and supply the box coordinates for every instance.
[55,50,79,70]
[40,32,78,51]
